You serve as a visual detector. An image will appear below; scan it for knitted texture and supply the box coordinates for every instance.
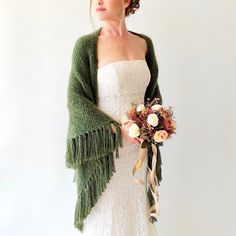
[65,26,163,232]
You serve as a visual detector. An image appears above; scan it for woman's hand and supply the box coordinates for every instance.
[111,123,117,134]
[111,123,143,145]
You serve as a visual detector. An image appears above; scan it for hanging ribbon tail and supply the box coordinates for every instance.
[131,140,161,222]
[132,140,148,186]
[147,143,161,221]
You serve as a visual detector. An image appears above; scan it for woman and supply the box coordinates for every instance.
[65,0,162,235]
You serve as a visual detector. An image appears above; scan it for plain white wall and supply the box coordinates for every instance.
[1,0,235,235]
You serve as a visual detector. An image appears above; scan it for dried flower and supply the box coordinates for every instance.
[147,113,159,127]
[154,130,169,142]
[136,104,145,112]
[151,104,163,111]
[121,97,176,144]
[128,123,140,138]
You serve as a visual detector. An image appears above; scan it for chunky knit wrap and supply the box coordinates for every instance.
[65,27,163,232]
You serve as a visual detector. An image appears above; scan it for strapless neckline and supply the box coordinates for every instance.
[97,59,146,71]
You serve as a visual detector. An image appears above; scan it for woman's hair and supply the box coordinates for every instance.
[125,0,140,17]
[89,0,141,29]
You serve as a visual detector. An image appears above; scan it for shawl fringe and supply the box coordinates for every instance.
[65,120,123,232]
[74,152,115,232]
[65,121,123,168]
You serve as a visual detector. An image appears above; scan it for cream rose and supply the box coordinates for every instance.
[147,113,159,127]
[151,104,163,111]
[128,123,140,138]
[154,130,168,142]
[136,104,145,112]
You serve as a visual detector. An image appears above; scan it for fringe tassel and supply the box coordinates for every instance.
[65,120,123,168]
[73,152,115,232]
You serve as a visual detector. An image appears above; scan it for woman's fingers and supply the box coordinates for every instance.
[130,137,141,144]
[110,123,117,134]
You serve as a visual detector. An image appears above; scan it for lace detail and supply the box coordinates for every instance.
[80,60,159,236]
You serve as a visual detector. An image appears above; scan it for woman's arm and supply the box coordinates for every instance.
[144,36,163,105]
[66,36,123,168]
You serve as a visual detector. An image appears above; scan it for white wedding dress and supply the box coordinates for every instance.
[79,60,159,236]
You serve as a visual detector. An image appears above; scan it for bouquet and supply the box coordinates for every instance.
[120,97,176,222]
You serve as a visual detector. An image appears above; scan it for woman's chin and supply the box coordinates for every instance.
[95,16,108,21]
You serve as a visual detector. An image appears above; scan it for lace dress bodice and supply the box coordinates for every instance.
[80,60,159,236]
[97,59,150,122]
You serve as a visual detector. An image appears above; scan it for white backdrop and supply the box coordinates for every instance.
[1,0,235,236]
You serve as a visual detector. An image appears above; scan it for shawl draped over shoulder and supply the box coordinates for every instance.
[65,27,163,232]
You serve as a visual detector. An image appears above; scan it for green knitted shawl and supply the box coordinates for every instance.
[65,26,163,232]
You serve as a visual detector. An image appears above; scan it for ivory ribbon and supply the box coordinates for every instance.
[132,141,160,221]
